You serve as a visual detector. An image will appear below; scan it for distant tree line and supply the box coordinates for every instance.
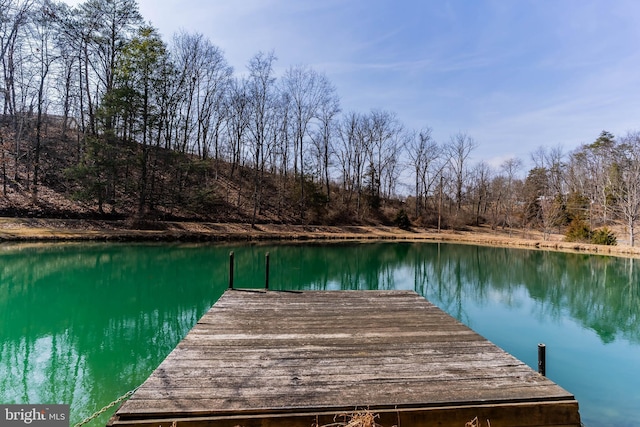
[2,0,640,244]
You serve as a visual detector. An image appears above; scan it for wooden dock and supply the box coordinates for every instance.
[108,290,581,427]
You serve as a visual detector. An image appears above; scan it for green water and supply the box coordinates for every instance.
[1,242,638,426]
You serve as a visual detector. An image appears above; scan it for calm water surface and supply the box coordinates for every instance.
[0,242,638,426]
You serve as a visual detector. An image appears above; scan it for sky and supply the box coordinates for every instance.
[63,0,640,170]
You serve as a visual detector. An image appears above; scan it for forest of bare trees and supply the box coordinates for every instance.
[2,0,640,245]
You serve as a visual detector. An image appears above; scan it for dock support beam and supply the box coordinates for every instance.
[538,343,546,376]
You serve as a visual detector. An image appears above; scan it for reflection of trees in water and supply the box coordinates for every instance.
[0,244,226,423]
[0,333,89,405]
[1,242,638,423]
[267,242,413,291]
[409,244,640,345]
[266,243,640,345]
[557,254,639,344]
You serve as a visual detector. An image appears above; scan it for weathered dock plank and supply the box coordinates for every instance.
[109,290,581,427]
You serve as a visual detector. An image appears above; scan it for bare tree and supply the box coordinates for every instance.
[50,2,78,140]
[1,0,33,181]
[470,161,493,226]
[615,132,640,246]
[500,157,522,236]
[225,77,249,179]
[147,50,180,210]
[1,0,32,114]
[281,64,327,219]
[353,112,372,217]
[445,132,477,216]
[171,32,231,161]
[381,128,407,201]
[30,0,59,200]
[366,109,403,206]
[246,50,276,227]
[335,111,358,206]
[335,111,370,216]
[310,77,339,202]
[170,31,201,154]
[406,127,443,218]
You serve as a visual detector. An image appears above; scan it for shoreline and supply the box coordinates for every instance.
[1,217,639,258]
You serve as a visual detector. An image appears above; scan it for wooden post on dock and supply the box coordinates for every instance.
[538,343,546,376]
[265,252,270,290]
[228,251,234,289]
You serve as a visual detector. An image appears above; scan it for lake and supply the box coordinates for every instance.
[0,241,638,426]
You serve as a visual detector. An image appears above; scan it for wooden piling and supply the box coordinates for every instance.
[539,343,547,376]
[265,252,270,290]
[228,251,234,289]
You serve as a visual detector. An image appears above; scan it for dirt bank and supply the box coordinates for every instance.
[1,217,639,258]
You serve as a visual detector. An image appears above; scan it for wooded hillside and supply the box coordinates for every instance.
[2,0,640,245]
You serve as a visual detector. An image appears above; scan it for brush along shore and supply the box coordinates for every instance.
[1,217,639,258]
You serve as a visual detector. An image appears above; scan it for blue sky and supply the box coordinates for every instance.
[67,0,640,169]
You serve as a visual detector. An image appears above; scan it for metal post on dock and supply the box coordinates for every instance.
[538,343,546,376]
[265,252,270,290]
[229,251,235,289]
